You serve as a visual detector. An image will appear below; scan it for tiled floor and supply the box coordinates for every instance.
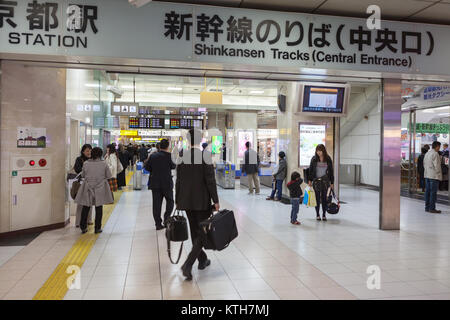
[0,184,449,300]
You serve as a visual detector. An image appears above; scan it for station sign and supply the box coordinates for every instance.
[1,1,450,76]
[120,130,138,136]
[411,123,449,134]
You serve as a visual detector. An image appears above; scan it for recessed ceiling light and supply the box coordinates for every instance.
[167,87,182,91]
[250,90,264,94]
[85,84,101,88]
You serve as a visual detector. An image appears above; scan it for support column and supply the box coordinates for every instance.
[379,79,402,230]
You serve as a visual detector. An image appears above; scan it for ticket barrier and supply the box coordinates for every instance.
[216,163,235,189]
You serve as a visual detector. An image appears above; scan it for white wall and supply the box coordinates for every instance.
[340,102,381,187]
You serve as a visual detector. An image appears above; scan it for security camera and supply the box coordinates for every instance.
[128,0,152,8]
[107,85,123,98]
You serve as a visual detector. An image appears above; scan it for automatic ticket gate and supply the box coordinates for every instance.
[216,163,235,189]
[10,155,52,231]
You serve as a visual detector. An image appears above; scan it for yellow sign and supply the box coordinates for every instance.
[200,91,223,104]
[120,130,138,136]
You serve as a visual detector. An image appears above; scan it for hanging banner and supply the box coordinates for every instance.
[1,1,450,76]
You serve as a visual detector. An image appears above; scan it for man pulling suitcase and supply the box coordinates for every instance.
[175,128,220,281]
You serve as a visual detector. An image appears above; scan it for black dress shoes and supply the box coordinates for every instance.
[156,225,165,230]
[81,229,88,234]
[181,264,193,281]
[198,259,211,270]
[95,229,103,234]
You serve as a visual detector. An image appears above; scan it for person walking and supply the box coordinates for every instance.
[424,141,442,214]
[75,147,114,234]
[117,143,129,190]
[266,151,287,201]
[148,139,176,230]
[417,147,427,192]
[287,171,303,225]
[243,141,260,195]
[176,129,219,281]
[308,144,334,221]
[73,144,93,227]
[139,144,148,163]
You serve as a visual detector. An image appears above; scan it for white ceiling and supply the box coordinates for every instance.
[152,0,450,25]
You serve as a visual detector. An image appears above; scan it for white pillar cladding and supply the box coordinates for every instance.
[379,79,402,230]
[276,82,335,199]
[0,61,67,234]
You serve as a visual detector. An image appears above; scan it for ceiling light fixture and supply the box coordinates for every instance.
[167,87,182,91]
[85,83,101,88]
[250,90,264,94]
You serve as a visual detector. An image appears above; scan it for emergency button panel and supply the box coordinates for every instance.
[12,155,51,171]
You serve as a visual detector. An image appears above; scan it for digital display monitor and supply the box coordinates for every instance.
[170,118,180,129]
[211,136,223,154]
[302,85,346,114]
[129,117,164,129]
[299,124,326,167]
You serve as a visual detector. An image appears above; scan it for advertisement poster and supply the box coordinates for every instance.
[17,127,47,148]
[238,131,253,158]
[211,136,223,154]
[299,124,326,166]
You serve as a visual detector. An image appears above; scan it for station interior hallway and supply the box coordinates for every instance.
[0,181,449,300]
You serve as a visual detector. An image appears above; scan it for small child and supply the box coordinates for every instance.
[287,171,303,225]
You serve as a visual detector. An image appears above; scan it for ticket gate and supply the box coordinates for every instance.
[10,155,52,231]
[216,163,235,189]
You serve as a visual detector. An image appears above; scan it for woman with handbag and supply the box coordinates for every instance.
[308,144,334,222]
[105,144,121,192]
[73,144,93,228]
[75,147,114,234]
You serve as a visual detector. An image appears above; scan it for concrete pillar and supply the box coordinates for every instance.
[379,79,402,230]
[0,61,67,235]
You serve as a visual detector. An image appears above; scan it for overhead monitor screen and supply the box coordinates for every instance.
[170,118,180,129]
[302,85,345,114]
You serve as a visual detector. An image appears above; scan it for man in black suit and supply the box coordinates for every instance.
[176,129,220,280]
[148,139,176,230]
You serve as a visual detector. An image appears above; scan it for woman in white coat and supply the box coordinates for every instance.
[105,144,121,192]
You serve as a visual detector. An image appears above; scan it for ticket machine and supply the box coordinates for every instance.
[10,155,52,231]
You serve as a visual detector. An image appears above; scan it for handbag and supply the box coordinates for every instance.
[307,189,317,207]
[117,156,124,173]
[302,187,309,205]
[108,178,118,192]
[199,209,238,251]
[326,187,340,214]
[165,210,189,264]
[70,173,82,200]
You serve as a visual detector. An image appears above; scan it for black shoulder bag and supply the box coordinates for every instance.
[165,210,189,264]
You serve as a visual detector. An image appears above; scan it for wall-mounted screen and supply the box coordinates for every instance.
[211,136,223,154]
[302,86,345,114]
[129,117,164,129]
[299,124,326,167]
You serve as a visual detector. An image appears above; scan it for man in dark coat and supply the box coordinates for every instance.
[148,139,176,230]
[176,129,219,280]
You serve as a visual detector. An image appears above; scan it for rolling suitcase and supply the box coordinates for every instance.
[200,209,238,251]
[133,162,143,190]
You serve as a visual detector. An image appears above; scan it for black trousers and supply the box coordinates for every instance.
[80,206,103,231]
[151,188,174,227]
[313,184,328,216]
[117,170,126,188]
[183,210,211,269]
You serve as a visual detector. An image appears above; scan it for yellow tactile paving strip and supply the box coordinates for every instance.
[33,171,134,300]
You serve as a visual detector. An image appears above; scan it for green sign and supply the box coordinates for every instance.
[12,171,17,177]
[411,123,449,134]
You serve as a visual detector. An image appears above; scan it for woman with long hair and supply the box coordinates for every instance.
[105,144,120,192]
[308,144,334,221]
[73,144,93,227]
